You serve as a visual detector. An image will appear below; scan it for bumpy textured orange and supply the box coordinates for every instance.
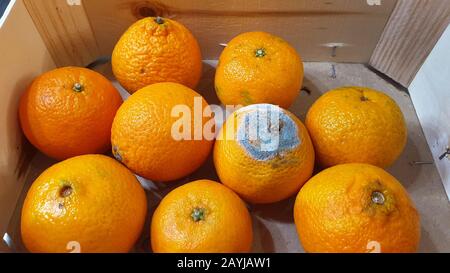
[21,155,147,253]
[214,104,315,204]
[306,87,407,168]
[151,180,253,253]
[215,31,303,109]
[19,67,122,160]
[294,163,420,253]
[112,17,202,94]
[111,82,214,182]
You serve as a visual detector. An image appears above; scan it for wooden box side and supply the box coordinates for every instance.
[0,0,56,249]
[369,0,450,87]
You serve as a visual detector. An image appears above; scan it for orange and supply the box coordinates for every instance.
[305,86,407,168]
[214,104,315,204]
[112,16,202,94]
[294,163,420,253]
[19,67,122,160]
[21,155,147,253]
[215,31,303,109]
[151,180,253,253]
[111,82,214,182]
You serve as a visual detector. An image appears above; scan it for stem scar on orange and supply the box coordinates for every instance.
[215,31,303,109]
[19,66,123,160]
[294,163,420,253]
[112,16,202,94]
[21,155,147,253]
[151,180,253,253]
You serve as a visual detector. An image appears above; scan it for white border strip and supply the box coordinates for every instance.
[0,0,16,29]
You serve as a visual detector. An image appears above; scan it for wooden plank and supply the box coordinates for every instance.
[82,0,397,62]
[409,25,450,200]
[23,0,100,67]
[369,0,450,87]
[0,0,56,240]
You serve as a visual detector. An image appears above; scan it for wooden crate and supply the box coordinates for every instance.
[1,0,449,252]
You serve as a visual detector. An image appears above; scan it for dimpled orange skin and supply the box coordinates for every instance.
[112,17,202,94]
[305,87,407,168]
[151,180,253,253]
[111,82,214,182]
[21,155,147,253]
[215,31,303,109]
[294,163,420,253]
[19,67,122,160]
[214,105,315,204]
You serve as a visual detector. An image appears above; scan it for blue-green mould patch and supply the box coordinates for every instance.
[236,104,300,161]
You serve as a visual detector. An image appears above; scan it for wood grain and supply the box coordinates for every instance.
[23,0,100,67]
[0,0,55,247]
[82,0,397,62]
[369,0,450,87]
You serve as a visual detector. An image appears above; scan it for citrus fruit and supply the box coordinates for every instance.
[19,66,122,160]
[214,104,315,204]
[151,180,253,253]
[21,154,147,253]
[305,86,407,168]
[112,16,202,94]
[215,31,303,109]
[111,82,214,182]
[294,163,420,253]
